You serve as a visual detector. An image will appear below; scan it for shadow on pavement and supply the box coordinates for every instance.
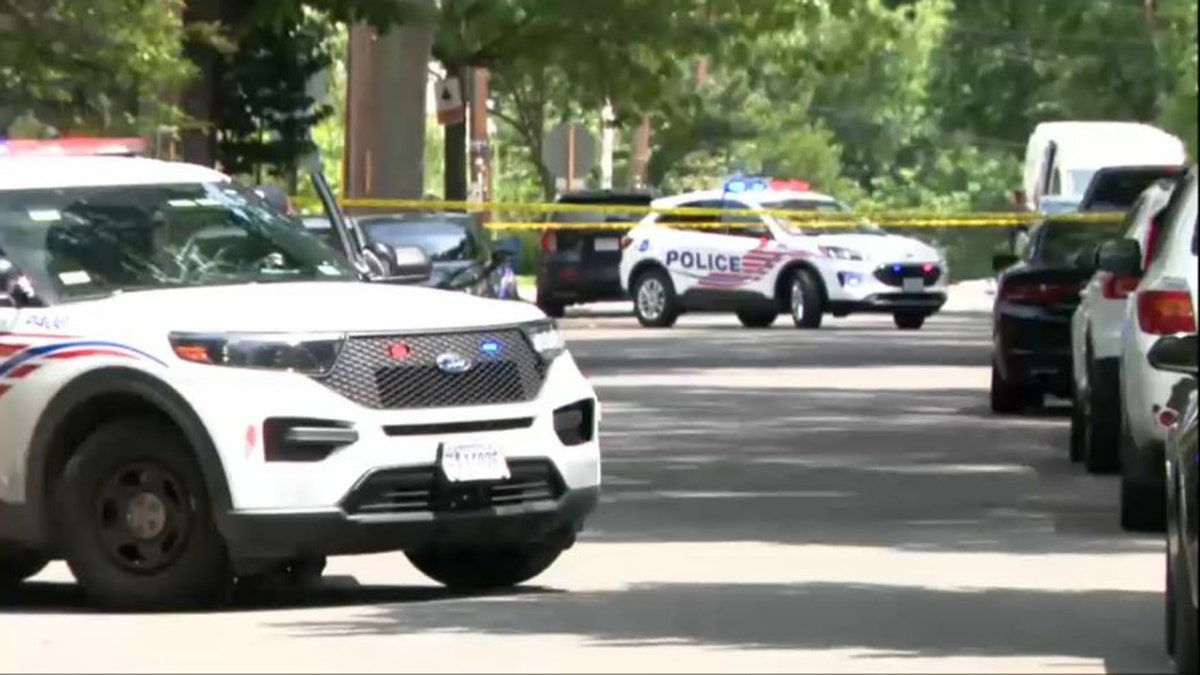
[266,580,1167,673]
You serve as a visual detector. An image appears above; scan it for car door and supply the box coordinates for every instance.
[657,199,738,300]
[719,199,783,298]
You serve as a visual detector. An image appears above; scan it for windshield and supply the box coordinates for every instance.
[360,218,480,262]
[760,198,880,234]
[0,182,358,304]
[1036,221,1129,265]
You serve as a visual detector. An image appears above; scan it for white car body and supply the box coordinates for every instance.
[1022,121,1187,212]
[0,154,600,605]
[1118,167,1198,490]
[1072,181,1176,391]
[618,188,948,329]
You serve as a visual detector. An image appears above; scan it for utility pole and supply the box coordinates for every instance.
[469,67,492,205]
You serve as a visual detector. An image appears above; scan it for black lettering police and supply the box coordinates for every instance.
[665,250,742,273]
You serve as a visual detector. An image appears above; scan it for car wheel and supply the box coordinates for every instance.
[788,268,823,329]
[406,541,566,590]
[632,268,680,328]
[53,417,232,611]
[990,362,1039,414]
[1083,357,1121,474]
[0,547,49,588]
[736,308,778,328]
[1171,523,1199,674]
[1119,471,1166,533]
[537,302,565,318]
[893,312,926,330]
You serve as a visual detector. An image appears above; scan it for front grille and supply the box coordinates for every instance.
[315,329,547,410]
[341,459,564,516]
[874,263,942,288]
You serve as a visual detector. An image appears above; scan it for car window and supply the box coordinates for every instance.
[757,198,875,235]
[1034,220,1129,265]
[0,182,357,304]
[1148,178,1194,265]
[359,217,479,262]
[719,200,772,238]
[657,200,726,234]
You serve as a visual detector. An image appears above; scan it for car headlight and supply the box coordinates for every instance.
[520,321,566,362]
[819,245,864,261]
[168,332,346,375]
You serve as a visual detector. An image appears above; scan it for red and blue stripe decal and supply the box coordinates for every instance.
[0,333,168,398]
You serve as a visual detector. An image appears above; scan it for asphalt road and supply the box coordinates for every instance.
[0,309,1170,673]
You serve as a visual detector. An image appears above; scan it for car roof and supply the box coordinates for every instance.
[650,188,841,209]
[0,156,228,191]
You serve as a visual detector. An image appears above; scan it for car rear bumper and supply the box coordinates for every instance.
[219,484,600,564]
[537,264,627,305]
[995,311,1074,395]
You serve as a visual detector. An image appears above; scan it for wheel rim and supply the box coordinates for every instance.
[791,278,805,321]
[93,462,193,574]
[637,278,666,320]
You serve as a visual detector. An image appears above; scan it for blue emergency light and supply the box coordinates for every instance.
[722,175,770,194]
[479,338,502,357]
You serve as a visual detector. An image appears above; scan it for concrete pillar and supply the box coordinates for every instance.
[343,8,434,205]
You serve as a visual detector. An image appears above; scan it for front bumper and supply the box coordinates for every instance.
[822,260,948,315]
[219,484,600,561]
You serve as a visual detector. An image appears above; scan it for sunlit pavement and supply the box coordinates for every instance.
[0,310,1168,674]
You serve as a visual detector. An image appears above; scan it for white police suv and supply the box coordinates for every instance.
[0,143,600,609]
[618,178,948,329]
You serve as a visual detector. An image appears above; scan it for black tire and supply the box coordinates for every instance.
[990,362,1041,414]
[406,542,566,590]
[1069,391,1086,463]
[1172,526,1199,674]
[537,302,565,319]
[0,548,49,588]
[1083,357,1122,474]
[53,417,232,611]
[786,268,823,329]
[893,312,926,330]
[736,308,778,328]
[631,268,680,328]
[1120,474,1167,533]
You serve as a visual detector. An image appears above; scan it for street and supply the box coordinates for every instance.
[0,309,1168,674]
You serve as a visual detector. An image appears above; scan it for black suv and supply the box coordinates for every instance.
[535,190,656,317]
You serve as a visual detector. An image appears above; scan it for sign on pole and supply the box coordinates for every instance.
[541,122,597,191]
[435,77,465,126]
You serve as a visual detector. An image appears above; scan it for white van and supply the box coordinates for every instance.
[1022,121,1187,212]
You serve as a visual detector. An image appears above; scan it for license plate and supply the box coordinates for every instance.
[902,277,925,292]
[439,441,511,483]
[593,237,620,251]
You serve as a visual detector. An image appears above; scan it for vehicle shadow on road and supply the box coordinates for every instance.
[0,576,561,615]
[266,580,1167,673]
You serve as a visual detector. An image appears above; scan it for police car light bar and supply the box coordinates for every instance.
[721,175,811,194]
[0,137,146,157]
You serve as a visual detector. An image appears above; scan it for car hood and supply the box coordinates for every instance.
[55,281,545,335]
[808,232,942,263]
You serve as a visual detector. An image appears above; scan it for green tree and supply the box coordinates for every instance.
[0,0,196,135]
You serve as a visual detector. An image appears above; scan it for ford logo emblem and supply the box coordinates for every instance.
[436,351,474,374]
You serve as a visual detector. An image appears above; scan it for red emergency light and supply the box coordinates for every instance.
[768,178,811,191]
[0,137,146,157]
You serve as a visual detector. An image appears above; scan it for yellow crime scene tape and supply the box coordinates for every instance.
[308,196,1123,231]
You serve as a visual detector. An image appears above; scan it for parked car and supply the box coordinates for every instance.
[1070,176,1184,470]
[304,212,521,300]
[989,215,1129,413]
[1148,332,1197,675]
[1095,165,1197,532]
[535,190,656,317]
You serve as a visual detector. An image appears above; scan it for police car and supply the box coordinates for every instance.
[618,178,948,329]
[0,140,601,609]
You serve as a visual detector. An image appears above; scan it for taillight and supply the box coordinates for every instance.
[1136,289,1195,335]
[619,236,634,250]
[1100,272,1140,300]
[999,280,1081,306]
[540,231,557,253]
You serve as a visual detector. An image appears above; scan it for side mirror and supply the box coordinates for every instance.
[1097,238,1142,277]
[1147,335,1198,376]
[364,242,432,284]
[992,252,1019,273]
